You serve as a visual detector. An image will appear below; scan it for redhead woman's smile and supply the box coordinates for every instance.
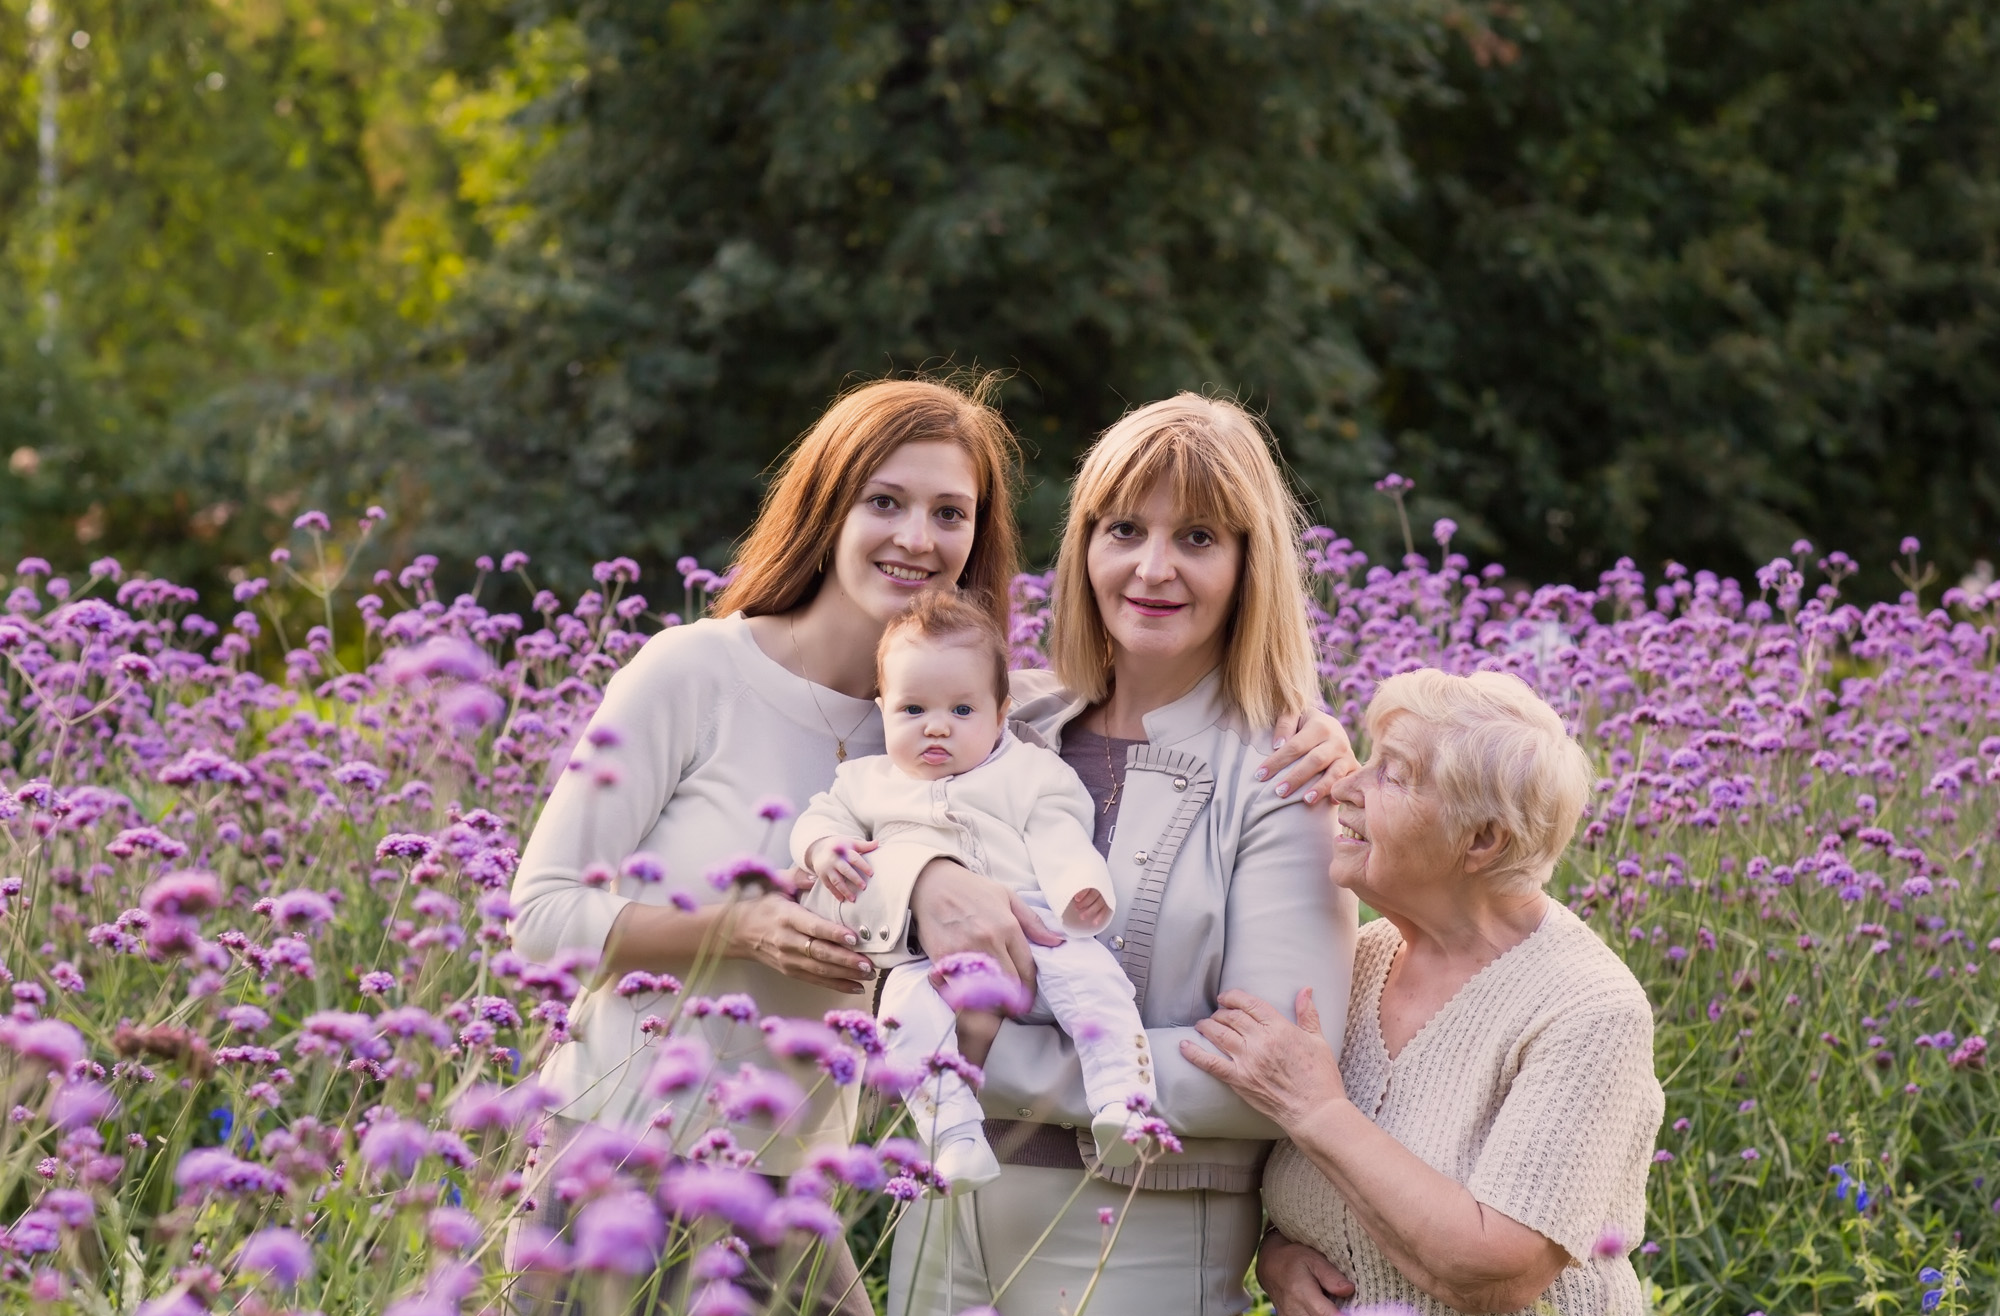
[827,441,979,626]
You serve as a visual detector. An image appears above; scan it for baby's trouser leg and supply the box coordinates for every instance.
[880,959,986,1146]
[1028,936,1158,1115]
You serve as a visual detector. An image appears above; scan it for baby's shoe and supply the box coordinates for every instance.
[934,1136,1001,1196]
[1091,1104,1142,1168]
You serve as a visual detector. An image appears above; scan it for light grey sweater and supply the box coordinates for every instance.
[508,616,882,1173]
[970,667,1359,1192]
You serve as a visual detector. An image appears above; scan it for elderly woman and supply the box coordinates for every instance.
[884,394,1363,1314]
[1185,669,1662,1315]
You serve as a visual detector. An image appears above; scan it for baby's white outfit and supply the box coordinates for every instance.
[792,732,1159,1187]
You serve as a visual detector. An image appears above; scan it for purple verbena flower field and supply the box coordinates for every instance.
[1,508,1997,1315]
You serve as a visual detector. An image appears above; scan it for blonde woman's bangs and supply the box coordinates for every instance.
[1051,393,1320,732]
[1074,428,1252,535]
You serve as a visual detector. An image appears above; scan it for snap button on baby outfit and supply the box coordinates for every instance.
[1016,1107,1033,1118]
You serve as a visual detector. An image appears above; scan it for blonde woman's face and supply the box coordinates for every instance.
[1085,479,1243,675]
[828,441,979,627]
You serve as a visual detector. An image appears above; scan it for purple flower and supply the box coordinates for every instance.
[761,1017,858,1082]
[935,953,1031,1015]
[375,833,438,863]
[645,1036,714,1098]
[661,1166,776,1233]
[755,796,795,822]
[510,1223,571,1273]
[761,1195,843,1243]
[175,1148,286,1198]
[706,855,793,895]
[140,870,222,918]
[107,827,189,861]
[3,1019,85,1072]
[689,1282,758,1316]
[269,888,336,930]
[50,1081,117,1131]
[382,636,494,686]
[574,1189,663,1274]
[621,852,666,883]
[238,1227,314,1287]
[427,1207,481,1251]
[359,1118,431,1177]
[440,684,507,731]
[710,1063,806,1129]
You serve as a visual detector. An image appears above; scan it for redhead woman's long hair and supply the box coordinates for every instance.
[711,376,1021,634]
[1049,394,1318,731]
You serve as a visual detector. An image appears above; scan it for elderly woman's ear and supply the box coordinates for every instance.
[1461,822,1510,877]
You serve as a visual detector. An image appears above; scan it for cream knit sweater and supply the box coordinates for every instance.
[1263,903,1662,1315]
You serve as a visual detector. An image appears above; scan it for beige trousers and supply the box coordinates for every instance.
[886,1162,1263,1316]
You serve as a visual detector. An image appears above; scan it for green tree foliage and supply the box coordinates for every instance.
[0,0,482,583]
[1369,0,2000,587]
[249,0,1448,581]
[4,0,1998,593]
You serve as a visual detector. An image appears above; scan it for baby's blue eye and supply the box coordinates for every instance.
[953,704,974,716]
[901,704,923,716]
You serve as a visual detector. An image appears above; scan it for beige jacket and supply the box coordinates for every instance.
[871,666,1360,1191]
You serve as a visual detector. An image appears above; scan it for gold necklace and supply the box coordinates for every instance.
[789,616,873,762]
[1101,732,1122,815]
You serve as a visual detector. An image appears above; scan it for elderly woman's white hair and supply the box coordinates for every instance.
[1364,669,1593,894]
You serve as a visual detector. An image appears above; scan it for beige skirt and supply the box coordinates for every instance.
[888,1162,1263,1316]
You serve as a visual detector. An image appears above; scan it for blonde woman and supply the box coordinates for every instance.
[886,395,1363,1315]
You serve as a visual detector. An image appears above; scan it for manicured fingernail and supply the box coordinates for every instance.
[1304,790,1319,804]
[843,934,857,946]
[1253,768,1269,781]
[1275,782,1291,797]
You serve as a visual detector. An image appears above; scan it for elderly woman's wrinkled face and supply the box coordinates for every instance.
[1327,714,1467,906]
[1087,479,1243,672]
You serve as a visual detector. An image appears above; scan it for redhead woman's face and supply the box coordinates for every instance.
[1086,479,1243,674]
[827,441,979,627]
[1325,715,1462,909]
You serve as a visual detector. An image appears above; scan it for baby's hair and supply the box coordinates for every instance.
[876,590,1010,705]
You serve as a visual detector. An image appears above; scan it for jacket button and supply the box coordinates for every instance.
[1017,1107,1033,1118]
[1172,776,1188,791]
[1112,936,1126,950]
[1133,850,1149,865]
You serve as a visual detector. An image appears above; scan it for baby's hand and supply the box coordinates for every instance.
[805,837,878,903]
[1068,889,1110,930]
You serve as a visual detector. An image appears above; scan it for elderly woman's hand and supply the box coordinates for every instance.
[1181,987,1346,1129]
[1259,708,1361,805]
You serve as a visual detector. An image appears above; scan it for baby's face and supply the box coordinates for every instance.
[878,635,1006,781]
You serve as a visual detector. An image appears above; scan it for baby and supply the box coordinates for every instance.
[791,590,1160,1195]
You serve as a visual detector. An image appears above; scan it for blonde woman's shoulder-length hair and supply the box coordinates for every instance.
[1049,393,1319,733]
[711,375,1022,636]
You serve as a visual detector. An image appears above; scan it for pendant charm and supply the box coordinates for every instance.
[836,741,848,763]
